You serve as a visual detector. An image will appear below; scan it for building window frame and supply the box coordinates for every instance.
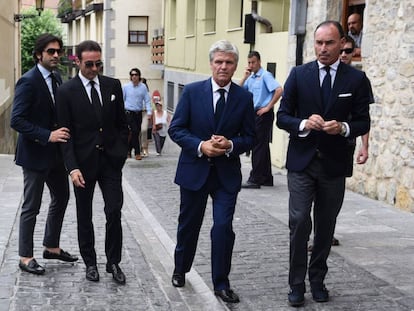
[128,16,149,45]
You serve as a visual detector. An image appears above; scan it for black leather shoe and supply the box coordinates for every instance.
[214,289,240,303]
[241,181,261,189]
[288,288,305,307]
[86,265,99,282]
[43,249,78,262]
[332,237,340,246]
[311,284,329,302]
[172,271,185,287]
[19,258,45,275]
[106,263,126,285]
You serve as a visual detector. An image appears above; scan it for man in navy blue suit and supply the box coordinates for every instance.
[168,40,255,303]
[277,21,371,307]
[11,33,78,275]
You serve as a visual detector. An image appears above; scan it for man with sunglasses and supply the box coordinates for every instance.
[122,68,152,160]
[11,33,78,275]
[56,40,129,285]
[340,35,374,171]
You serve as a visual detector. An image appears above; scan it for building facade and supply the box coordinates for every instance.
[60,0,164,95]
[0,0,20,153]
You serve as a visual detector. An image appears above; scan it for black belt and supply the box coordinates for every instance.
[125,110,142,114]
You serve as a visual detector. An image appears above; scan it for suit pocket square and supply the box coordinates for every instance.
[338,93,352,97]
[111,94,116,101]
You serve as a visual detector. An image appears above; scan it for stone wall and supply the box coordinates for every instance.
[348,0,414,212]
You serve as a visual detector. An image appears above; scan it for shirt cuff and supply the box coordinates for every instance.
[298,119,311,137]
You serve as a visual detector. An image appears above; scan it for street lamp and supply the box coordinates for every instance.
[14,0,45,22]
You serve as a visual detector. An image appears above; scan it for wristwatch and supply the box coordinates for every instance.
[340,122,347,136]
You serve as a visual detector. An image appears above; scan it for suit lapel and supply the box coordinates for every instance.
[203,79,215,131]
[306,62,324,111]
[34,66,55,109]
[326,62,348,113]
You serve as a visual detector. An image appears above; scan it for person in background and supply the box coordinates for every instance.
[56,40,129,285]
[140,77,151,157]
[340,35,374,167]
[10,33,78,275]
[239,51,283,189]
[122,68,152,160]
[168,39,255,303]
[152,99,171,155]
[276,21,371,307]
[347,13,363,57]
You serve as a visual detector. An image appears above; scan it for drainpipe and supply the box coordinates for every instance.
[251,0,273,33]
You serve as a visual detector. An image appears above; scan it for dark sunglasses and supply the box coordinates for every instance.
[84,60,103,68]
[130,73,139,76]
[340,48,354,54]
[44,48,64,56]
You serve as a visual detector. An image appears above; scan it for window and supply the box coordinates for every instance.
[228,0,243,29]
[128,16,149,44]
[186,0,195,35]
[204,0,216,33]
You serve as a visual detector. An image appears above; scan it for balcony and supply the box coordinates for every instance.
[151,36,164,65]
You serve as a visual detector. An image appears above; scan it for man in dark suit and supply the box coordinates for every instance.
[276,21,371,307]
[168,40,255,303]
[10,33,78,275]
[56,40,129,285]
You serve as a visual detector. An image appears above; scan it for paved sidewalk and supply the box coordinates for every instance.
[0,138,414,310]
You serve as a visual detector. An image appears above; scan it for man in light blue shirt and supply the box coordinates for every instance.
[122,68,151,160]
[240,51,283,188]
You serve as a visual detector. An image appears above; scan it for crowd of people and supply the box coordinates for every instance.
[11,13,372,308]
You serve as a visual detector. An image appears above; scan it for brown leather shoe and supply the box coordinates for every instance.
[135,154,142,160]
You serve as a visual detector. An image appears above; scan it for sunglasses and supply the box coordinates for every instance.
[130,73,139,76]
[44,48,64,56]
[84,60,103,68]
[340,48,354,54]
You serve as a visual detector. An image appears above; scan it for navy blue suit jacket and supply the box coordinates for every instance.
[276,61,371,177]
[168,78,256,193]
[11,65,62,171]
[56,75,129,175]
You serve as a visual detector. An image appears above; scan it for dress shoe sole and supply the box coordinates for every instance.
[288,300,305,307]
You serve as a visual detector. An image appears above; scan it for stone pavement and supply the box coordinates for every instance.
[0,138,413,311]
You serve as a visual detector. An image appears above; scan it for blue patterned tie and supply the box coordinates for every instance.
[215,89,226,124]
[321,66,331,106]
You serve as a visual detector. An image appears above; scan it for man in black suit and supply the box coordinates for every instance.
[11,33,78,275]
[276,21,371,306]
[168,40,256,303]
[56,40,129,284]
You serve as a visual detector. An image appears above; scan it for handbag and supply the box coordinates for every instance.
[155,123,163,130]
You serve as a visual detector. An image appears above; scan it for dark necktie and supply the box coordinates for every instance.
[50,73,59,102]
[90,81,102,123]
[321,66,331,106]
[215,88,226,125]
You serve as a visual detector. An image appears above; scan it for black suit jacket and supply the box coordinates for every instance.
[11,65,63,171]
[276,61,371,177]
[56,75,128,175]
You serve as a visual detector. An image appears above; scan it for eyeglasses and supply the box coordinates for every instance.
[130,73,139,76]
[340,48,354,54]
[84,60,103,68]
[44,48,64,56]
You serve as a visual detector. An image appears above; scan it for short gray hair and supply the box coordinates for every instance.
[208,40,239,64]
